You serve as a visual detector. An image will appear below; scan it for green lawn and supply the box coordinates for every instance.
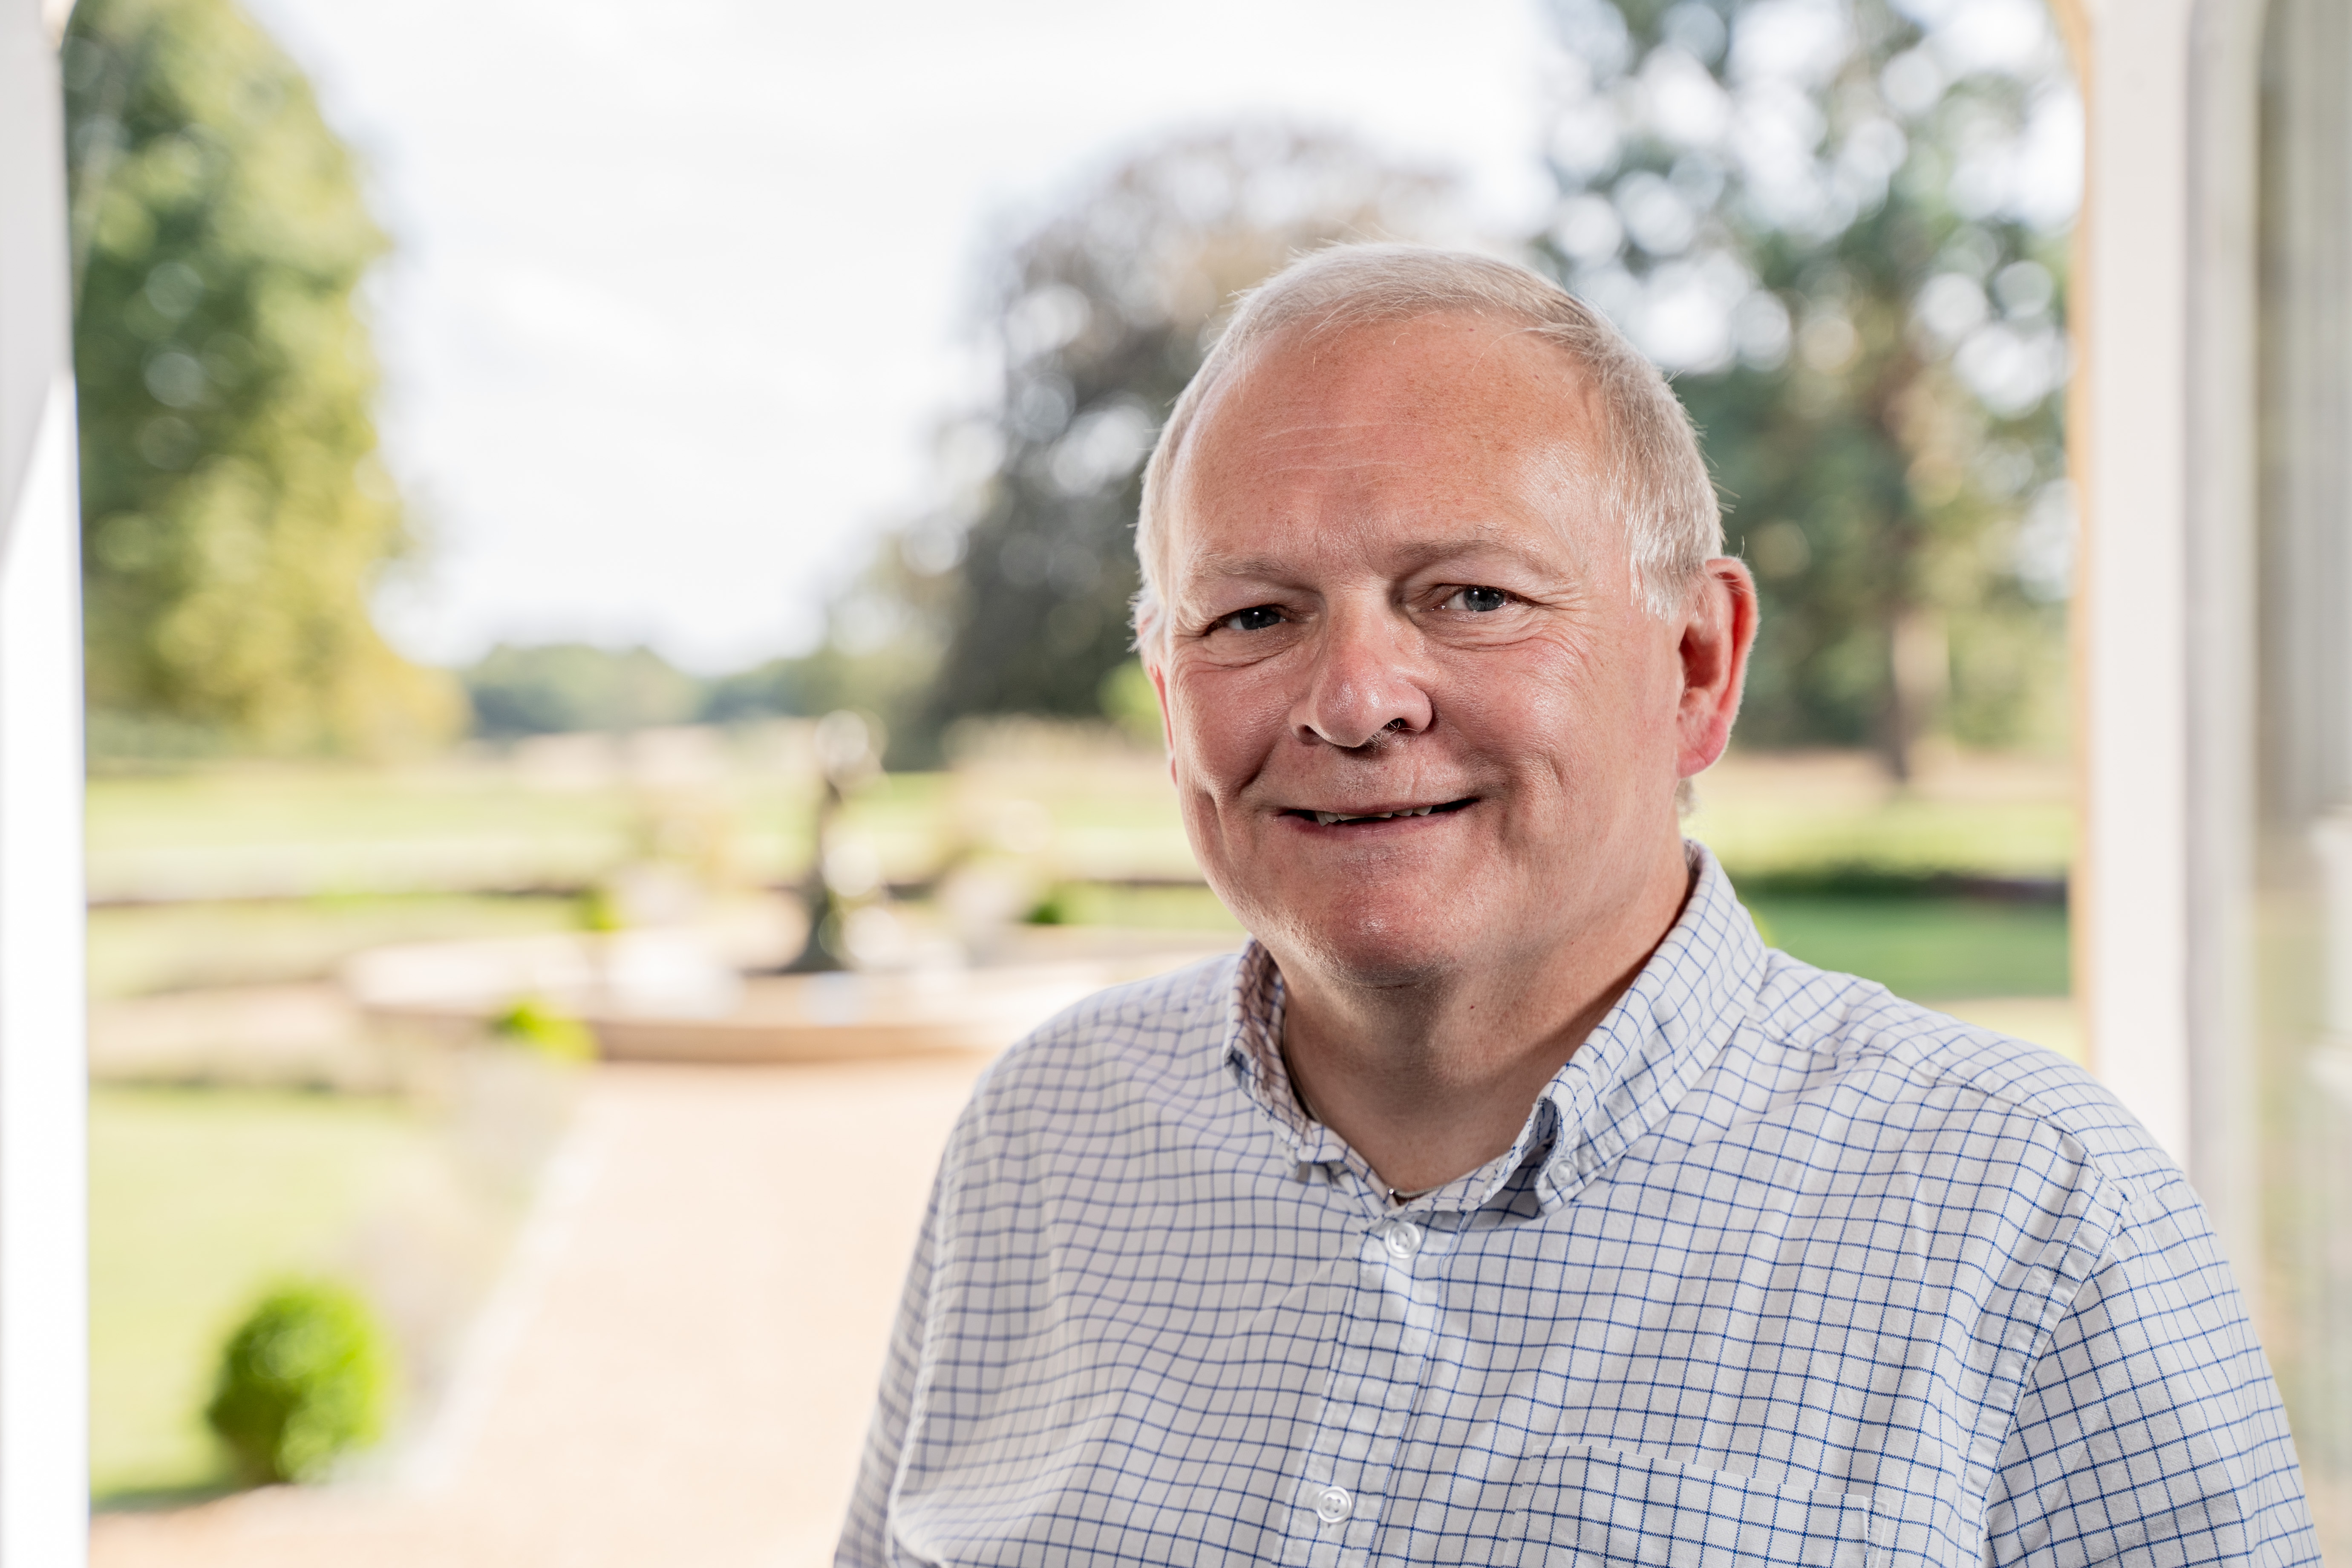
[87,763,643,855]
[88,758,827,901]
[1692,798,2072,880]
[1744,894,2070,1000]
[1031,882,1245,931]
[89,1087,439,1501]
[89,893,586,1000]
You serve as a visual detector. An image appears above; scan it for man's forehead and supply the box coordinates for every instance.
[1165,317,1611,566]
[1176,315,1602,488]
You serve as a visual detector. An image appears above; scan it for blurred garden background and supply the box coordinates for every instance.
[63,0,2084,1557]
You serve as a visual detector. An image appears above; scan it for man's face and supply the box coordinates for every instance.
[1149,314,1706,987]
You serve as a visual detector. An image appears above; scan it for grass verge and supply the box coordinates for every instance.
[89,1087,435,1502]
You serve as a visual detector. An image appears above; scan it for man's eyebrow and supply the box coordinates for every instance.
[1182,552,1296,583]
[1180,530,1574,586]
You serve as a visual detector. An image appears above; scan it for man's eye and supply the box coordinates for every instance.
[1219,605,1285,633]
[1444,586,1510,613]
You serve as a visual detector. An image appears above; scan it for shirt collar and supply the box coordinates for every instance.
[1220,841,1764,1216]
[1223,940,1349,1169]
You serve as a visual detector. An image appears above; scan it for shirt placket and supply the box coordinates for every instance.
[1280,1206,1442,1568]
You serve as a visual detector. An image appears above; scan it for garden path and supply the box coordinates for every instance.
[89,1053,990,1568]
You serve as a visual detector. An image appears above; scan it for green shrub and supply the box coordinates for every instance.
[205,1280,394,1485]
[489,995,597,1062]
[577,884,626,934]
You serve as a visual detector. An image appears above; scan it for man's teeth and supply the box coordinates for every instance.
[1310,805,1440,826]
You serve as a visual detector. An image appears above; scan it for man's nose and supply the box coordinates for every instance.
[1291,606,1433,749]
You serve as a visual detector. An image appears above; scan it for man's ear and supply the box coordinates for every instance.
[1675,556,1759,778]
[1146,655,1177,781]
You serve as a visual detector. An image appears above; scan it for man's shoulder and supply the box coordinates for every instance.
[1745,946,2177,1192]
[965,951,1243,1121]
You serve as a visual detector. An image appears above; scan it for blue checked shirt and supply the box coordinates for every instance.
[839,846,2316,1566]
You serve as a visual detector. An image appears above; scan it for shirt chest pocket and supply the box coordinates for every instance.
[1507,1445,1879,1568]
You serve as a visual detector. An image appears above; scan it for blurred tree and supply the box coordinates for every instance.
[700,656,822,727]
[906,125,1462,752]
[64,0,460,756]
[701,638,931,735]
[461,637,928,740]
[1531,0,2078,775]
[461,643,703,738]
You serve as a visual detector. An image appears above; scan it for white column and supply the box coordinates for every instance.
[2075,0,2274,1278]
[2077,0,2197,1165]
[0,0,88,1561]
[2178,0,2270,1291]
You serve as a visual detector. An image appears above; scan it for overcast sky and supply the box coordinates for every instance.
[236,0,1556,673]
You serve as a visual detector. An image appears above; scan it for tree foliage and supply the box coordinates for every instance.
[454,638,919,740]
[1531,0,2078,772]
[908,126,1461,750]
[64,0,459,755]
[462,643,703,738]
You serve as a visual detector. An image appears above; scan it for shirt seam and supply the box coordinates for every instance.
[1960,1159,2131,1511]
[1747,1013,2165,1199]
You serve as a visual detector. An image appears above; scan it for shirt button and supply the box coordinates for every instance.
[1380,1220,1422,1259]
[1313,1484,1352,1523]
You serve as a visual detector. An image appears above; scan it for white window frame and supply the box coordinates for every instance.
[0,0,89,1561]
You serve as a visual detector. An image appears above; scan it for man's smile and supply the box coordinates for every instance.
[1278,796,1479,828]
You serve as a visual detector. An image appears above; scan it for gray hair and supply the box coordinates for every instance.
[1130,243,1721,647]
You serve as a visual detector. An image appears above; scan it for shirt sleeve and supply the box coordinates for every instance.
[1983,1168,2319,1566]
[834,1132,955,1568]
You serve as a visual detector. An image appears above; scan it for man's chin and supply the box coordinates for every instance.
[1245,902,1475,991]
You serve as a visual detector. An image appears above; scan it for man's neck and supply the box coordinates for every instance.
[1274,851,1695,1197]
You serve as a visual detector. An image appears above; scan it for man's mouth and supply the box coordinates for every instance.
[1283,798,1478,827]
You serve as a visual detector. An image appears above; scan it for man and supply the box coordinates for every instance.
[839,247,2315,1566]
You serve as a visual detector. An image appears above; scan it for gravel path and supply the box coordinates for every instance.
[92,1054,989,1568]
